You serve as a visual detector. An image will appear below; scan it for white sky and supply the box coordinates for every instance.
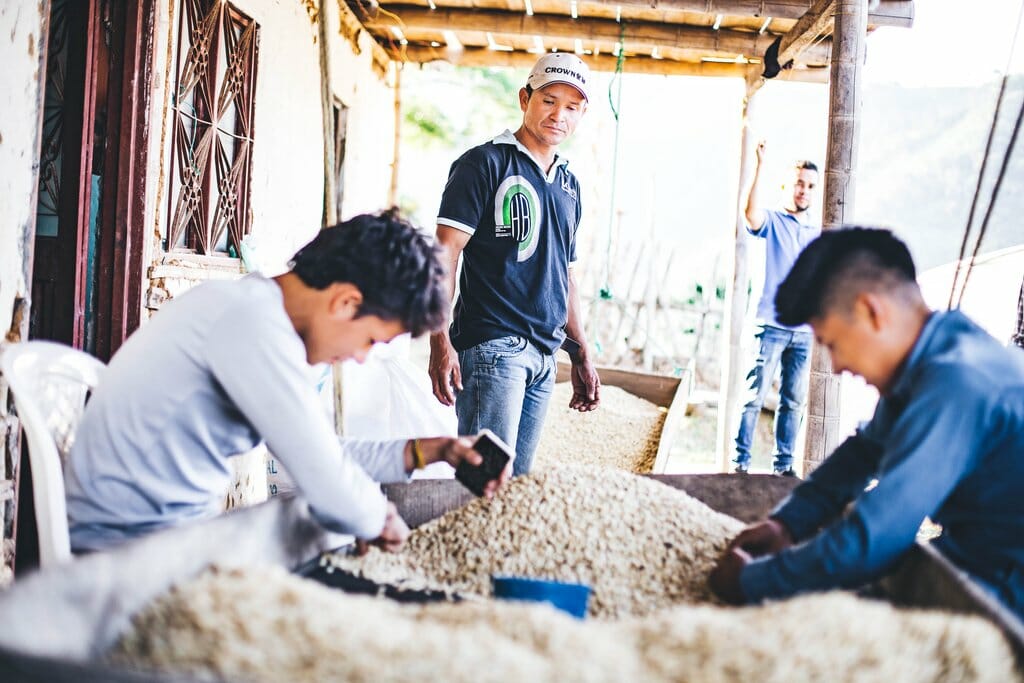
[865,0,1024,86]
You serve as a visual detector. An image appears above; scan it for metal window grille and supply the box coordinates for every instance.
[167,0,259,256]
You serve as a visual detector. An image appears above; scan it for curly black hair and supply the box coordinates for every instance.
[289,209,449,337]
[775,227,918,327]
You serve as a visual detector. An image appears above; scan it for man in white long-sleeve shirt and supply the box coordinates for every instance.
[65,210,495,553]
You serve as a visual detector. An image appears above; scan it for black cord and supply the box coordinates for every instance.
[956,89,1024,307]
[947,74,1012,309]
[948,0,1024,309]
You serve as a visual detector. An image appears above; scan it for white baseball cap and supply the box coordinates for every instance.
[526,53,591,103]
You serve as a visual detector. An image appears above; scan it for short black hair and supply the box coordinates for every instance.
[289,209,448,337]
[774,227,918,326]
[795,160,818,173]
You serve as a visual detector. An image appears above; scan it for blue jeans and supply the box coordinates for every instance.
[456,335,556,476]
[734,325,813,471]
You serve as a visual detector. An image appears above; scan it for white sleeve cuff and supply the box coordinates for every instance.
[437,217,476,235]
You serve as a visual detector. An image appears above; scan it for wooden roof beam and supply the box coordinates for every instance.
[336,0,393,77]
[401,45,829,83]
[367,6,831,62]
[745,0,835,95]
[569,0,913,26]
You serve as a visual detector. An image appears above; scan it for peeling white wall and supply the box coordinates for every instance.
[0,2,47,343]
[325,0,396,221]
[0,0,47,577]
[234,0,325,275]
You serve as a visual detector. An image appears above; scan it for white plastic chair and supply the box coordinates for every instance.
[1,341,105,567]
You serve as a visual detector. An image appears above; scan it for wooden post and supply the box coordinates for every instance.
[316,0,346,435]
[389,66,402,207]
[804,0,867,473]
[717,87,760,472]
[318,0,336,228]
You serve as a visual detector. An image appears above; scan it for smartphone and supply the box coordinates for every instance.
[456,429,513,496]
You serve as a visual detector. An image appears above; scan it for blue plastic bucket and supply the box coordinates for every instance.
[491,575,592,619]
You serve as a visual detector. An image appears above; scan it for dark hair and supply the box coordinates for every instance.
[289,209,448,337]
[795,160,818,173]
[774,227,918,326]
[524,84,534,98]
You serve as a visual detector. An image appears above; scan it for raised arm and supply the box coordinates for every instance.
[428,225,470,406]
[745,140,768,234]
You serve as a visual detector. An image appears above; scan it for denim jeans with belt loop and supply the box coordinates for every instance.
[456,335,556,476]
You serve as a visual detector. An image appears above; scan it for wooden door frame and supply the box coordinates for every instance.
[28,0,156,359]
[90,0,157,361]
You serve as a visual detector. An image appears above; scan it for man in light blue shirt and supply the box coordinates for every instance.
[734,141,821,475]
[711,228,1024,621]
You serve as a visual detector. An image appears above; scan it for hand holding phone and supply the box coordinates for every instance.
[456,429,513,496]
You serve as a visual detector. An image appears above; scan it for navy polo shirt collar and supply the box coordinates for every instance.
[492,129,569,183]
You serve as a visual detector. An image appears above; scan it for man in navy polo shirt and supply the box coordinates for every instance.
[734,141,821,476]
[428,53,600,476]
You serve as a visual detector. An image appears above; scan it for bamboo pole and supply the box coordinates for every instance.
[367,6,832,63]
[716,88,760,472]
[641,186,658,371]
[389,66,402,207]
[317,0,348,436]
[319,0,337,228]
[803,0,867,474]
[613,240,646,358]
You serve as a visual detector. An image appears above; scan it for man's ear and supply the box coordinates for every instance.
[519,87,530,112]
[327,282,363,320]
[857,291,888,332]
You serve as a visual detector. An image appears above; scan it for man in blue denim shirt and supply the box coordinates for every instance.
[734,141,821,475]
[711,228,1024,620]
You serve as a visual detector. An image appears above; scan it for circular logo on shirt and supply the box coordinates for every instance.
[494,175,541,263]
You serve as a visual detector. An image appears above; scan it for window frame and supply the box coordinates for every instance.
[166,0,259,257]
